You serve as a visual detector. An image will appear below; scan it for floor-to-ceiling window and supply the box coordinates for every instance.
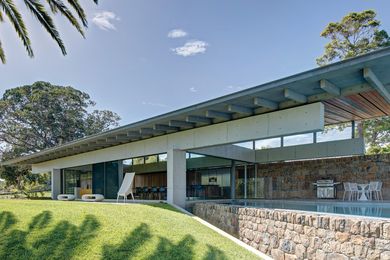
[122,154,167,200]
[186,154,232,200]
[63,165,92,197]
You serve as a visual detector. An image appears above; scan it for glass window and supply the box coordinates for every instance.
[189,153,205,158]
[123,159,132,166]
[132,157,145,165]
[145,155,158,164]
[158,154,167,162]
[187,167,231,200]
[284,133,314,146]
[255,137,281,149]
[233,141,253,149]
[317,123,352,142]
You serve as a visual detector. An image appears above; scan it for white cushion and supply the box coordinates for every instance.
[82,194,104,202]
[57,194,76,201]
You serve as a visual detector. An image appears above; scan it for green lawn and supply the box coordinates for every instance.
[0,200,258,260]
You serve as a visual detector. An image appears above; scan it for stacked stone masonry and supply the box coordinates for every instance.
[193,203,390,260]
[258,154,390,200]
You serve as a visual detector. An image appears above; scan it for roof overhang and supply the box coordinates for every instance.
[2,47,390,166]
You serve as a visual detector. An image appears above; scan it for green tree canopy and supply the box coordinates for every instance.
[0,81,120,155]
[0,0,98,63]
[317,10,390,154]
[0,81,120,192]
[317,10,390,66]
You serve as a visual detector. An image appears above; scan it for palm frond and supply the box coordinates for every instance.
[23,0,66,55]
[0,39,6,63]
[46,0,84,37]
[0,0,33,57]
[67,0,86,27]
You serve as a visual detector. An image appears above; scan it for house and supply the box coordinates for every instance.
[2,47,390,208]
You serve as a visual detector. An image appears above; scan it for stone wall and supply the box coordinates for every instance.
[257,154,390,200]
[193,203,390,260]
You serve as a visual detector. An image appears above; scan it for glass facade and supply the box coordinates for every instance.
[62,161,119,199]
[60,153,268,202]
[187,167,231,200]
[63,165,93,196]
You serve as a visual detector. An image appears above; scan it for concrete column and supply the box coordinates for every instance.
[231,161,236,200]
[51,169,61,200]
[167,149,186,207]
[118,160,124,186]
[244,164,247,199]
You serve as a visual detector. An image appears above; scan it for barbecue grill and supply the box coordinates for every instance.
[313,179,340,199]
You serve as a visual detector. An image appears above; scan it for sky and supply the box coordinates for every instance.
[1,0,390,125]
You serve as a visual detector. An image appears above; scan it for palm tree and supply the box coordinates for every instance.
[0,0,98,64]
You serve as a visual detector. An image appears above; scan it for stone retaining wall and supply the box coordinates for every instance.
[257,153,390,200]
[193,203,390,259]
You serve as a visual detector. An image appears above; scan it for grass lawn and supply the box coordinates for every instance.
[0,200,258,260]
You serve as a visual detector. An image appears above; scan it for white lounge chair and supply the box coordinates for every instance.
[117,172,135,203]
[57,194,76,201]
[82,194,104,202]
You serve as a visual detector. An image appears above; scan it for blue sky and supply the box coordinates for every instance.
[1,0,389,125]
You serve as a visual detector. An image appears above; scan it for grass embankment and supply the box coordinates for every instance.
[0,200,258,259]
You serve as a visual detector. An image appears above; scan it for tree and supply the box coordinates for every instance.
[0,0,98,64]
[0,81,121,154]
[317,10,390,153]
[317,10,390,66]
[0,81,121,192]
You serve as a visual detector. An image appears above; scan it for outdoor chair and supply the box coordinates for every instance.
[158,186,167,200]
[142,187,150,199]
[368,181,383,201]
[135,187,143,199]
[82,194,104,202]
[117,172,135,203]
[57,194,76,201]
[343,182,358,201]
[151,186,159,200]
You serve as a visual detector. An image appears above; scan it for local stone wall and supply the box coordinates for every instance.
[257,154,390,200]
[193,203,390,260]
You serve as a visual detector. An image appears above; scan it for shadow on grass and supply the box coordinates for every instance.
[146,235,196,260]
[102,223,151,260]
[203,244,228,260]
[102,223,197,260]
[0,211,17,233]
[0,210,101,259]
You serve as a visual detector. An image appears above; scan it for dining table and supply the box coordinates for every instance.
[357,183,369,201]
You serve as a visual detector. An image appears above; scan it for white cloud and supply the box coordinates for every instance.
[92,11,119,31]
[172,40,208,57]
[141,101,168,108]
[189,87,197,92]
[167,29,187,38]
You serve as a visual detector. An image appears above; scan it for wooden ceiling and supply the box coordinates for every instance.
[324,90,390,125]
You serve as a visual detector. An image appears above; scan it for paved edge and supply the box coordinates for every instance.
[169,203,273,260]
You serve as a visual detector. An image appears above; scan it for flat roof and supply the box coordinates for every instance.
[3,47,390,166]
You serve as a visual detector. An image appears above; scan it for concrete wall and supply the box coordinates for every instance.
[255,138,365,163]
[256,153,390,200]
[193,203,390,260]
[32,103,324,173]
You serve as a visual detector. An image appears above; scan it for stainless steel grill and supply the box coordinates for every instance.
[313,179,339,199]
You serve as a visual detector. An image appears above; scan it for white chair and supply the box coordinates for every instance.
[57,194,76,201]
[82,194,104,202]
[117,172,135,203]
[349,182,364,200]
[343,182,357,201]
[368,181,383,201]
